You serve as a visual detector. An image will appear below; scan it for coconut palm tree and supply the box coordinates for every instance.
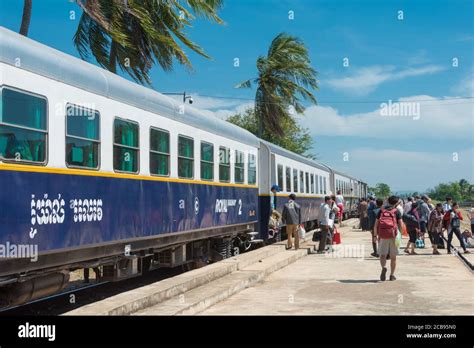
[235,33,318,137]
[18,0,223,85]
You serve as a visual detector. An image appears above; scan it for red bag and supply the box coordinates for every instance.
[333,227,341,244]
[378,208,397,239]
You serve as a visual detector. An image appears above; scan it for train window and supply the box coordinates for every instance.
[219,146,230,182]
[113,118,139,173]
[319,176,323,194]
[310,174,314,194]
[315,175,319,194]
[200,141,214,181]
[150,128,170,176]
[324,177,327,194]
[299,171,304,194]
[277,164,284,190]
[0,87,47,164]
[235,150,245,184]
[178,135,194,178]
[248,153,256,184]
[285,167,291,192]
[66,104,100,169]
[305,172,309,193]
[293,168,298,192]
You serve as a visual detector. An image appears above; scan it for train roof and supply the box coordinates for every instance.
[261,140,366,184]
[0,26,259,147]
[260,140,331,172]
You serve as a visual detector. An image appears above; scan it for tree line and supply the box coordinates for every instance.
[368,179,474,202]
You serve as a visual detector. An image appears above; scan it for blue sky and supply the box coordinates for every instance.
[1,0,473,192]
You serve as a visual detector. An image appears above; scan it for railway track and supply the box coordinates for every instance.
[440,235,474,273]
[0,266,185,315]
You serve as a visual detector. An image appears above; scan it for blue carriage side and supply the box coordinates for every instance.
[0,165,258,261]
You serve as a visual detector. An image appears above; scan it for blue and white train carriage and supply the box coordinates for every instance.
[0,27,367,307]
[0,27,259,306]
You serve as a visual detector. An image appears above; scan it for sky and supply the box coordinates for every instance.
[0,0,473,192]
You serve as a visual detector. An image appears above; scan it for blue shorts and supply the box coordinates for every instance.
[419,221,427,233]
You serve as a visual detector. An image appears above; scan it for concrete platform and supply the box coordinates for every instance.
[201,221,474,315]
[65,232,316,315]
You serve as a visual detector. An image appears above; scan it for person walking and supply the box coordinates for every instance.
[367,197,376,230]
[445,202,470,255]
[428,203,444,255]
[335,190,344,223]
[419,195,431,244]
[442,197,452,213]
[318,196,332,253]
[403,202,420,255]
[358,198,368,231]
[403,197,413,214]
[282,194,301,250]
[370,199,384,257]
[374,196,403,281]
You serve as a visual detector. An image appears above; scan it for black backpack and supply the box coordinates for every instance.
[450,212,460,228]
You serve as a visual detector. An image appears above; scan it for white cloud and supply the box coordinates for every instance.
[335,147,474,192]
[451,68,474,97]
[167,93,254,120]
[297,94,474,140]
[325,65,445,95]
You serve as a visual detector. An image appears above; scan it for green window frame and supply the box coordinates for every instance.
[285,167,291,192]
[65,104,100,169]
[277,164,284,190]
[293,169,298,193]
[299,171,304,193]
[0,87,47,164]
[219,146,230,182]
[178,135,194,178]
[248,153,256,185]
[113,118,139,173]
[305,172,309,193]
[200,141,214,181]
[150,127,170,176]
[235,150,244,184]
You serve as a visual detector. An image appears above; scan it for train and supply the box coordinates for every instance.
[0,27,367,307]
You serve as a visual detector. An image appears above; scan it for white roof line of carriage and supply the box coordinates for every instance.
[262,140,365,184]
[0,26,258,147]
[0,26,365,185]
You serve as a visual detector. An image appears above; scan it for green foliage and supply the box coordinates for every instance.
[227,108,316,159]
[427,179,474,202]
[368,183,391,198]
[236,33,318,137]
[73,0,223,85]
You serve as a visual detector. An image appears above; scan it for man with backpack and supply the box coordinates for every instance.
[374,196,403,281]
[418,195,431,244]
[370,199,384,257]
[444,202,470,254]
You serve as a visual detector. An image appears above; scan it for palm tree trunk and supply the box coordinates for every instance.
[19,0,32,36]
[109,40,117,73]
[257,114,263,138]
